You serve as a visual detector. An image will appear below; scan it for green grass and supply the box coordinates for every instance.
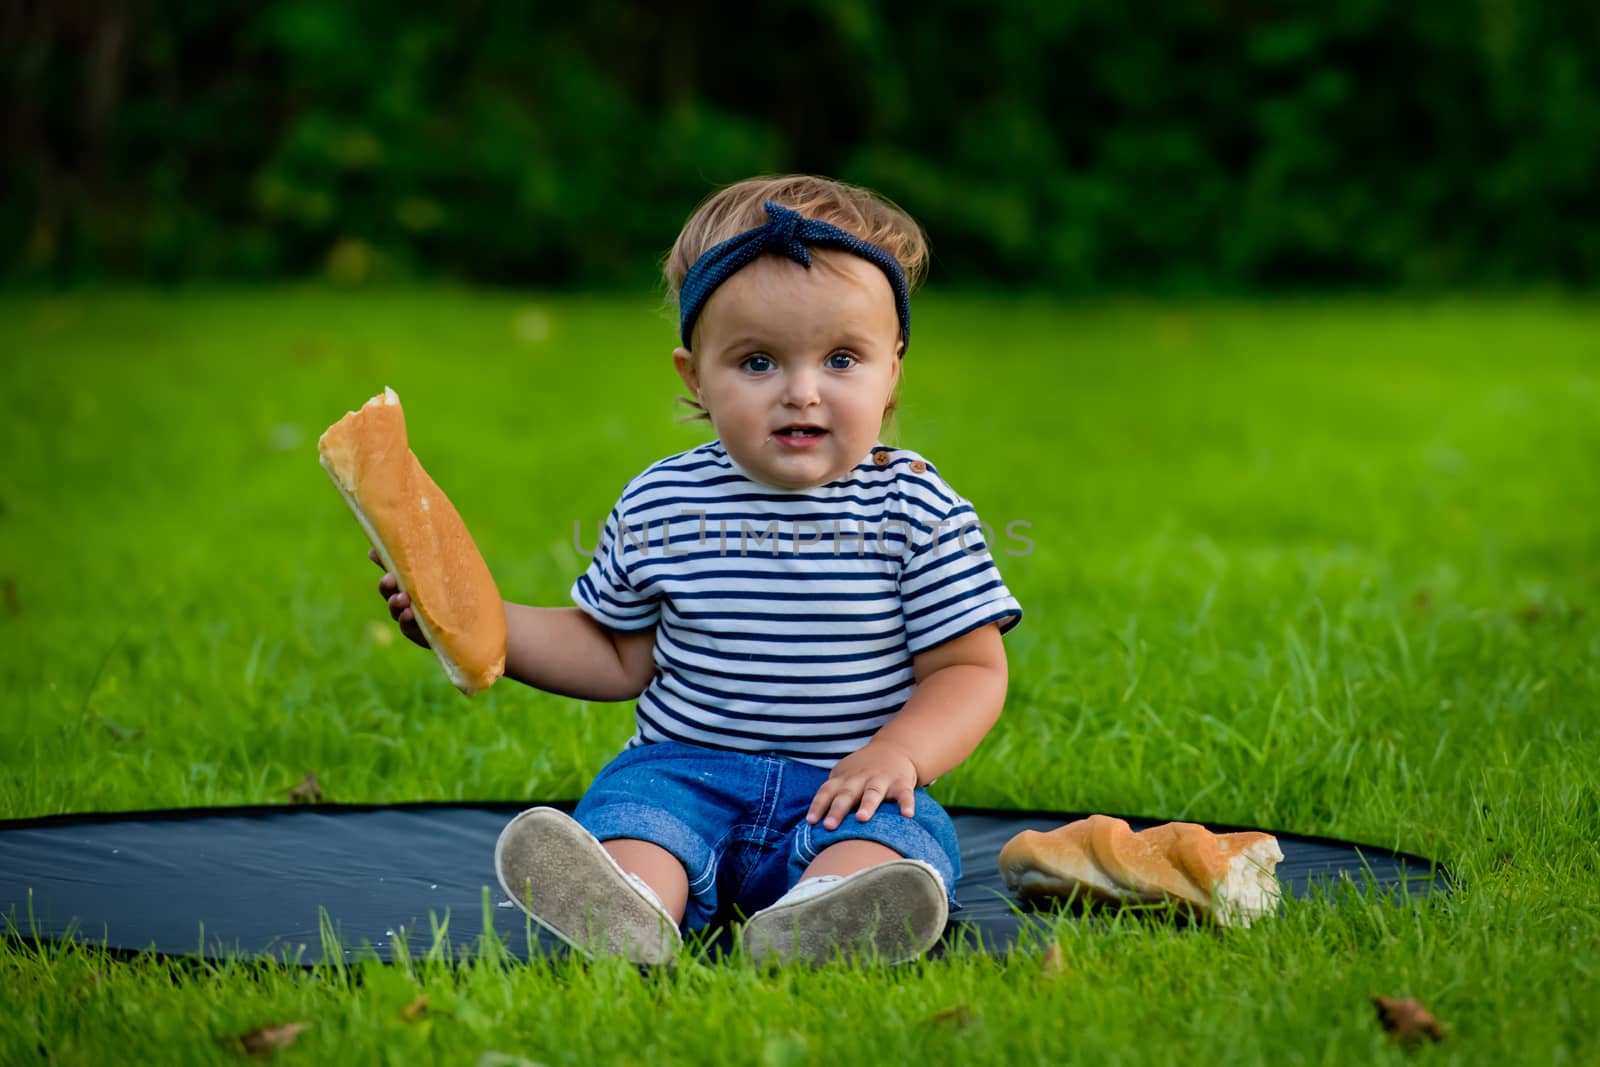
[2,287,1597,1064]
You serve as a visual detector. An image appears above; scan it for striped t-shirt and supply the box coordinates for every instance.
[571,440,1023,769]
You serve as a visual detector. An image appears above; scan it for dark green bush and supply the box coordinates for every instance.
[5,0,1598,287]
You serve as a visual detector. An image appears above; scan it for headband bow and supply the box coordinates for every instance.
[678,200,911,353]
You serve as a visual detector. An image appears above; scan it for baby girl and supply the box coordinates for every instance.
[374,174,1022,966]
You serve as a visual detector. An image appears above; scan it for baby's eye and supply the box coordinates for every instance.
[742,354,774,373]
[827,351,857,370]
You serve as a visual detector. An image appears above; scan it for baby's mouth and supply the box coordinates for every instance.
[774,425,828,439]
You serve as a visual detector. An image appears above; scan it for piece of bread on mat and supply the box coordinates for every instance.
[319,387,506,695]
[998,814,1284,927]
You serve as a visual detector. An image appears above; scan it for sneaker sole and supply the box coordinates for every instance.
[739,859,949,966]
[493,806,681,966]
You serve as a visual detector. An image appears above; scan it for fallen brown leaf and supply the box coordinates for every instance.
[288,772,322,804]
[1040,942,1068,979]
[237,1021,310,1056]
[1371,995,1447,1044]
[399,994,429,1021]
[930,1004,976,1028]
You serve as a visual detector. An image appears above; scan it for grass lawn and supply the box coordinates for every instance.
[2,287,1597,1064]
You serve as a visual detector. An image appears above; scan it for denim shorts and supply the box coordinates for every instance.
[572,740,964,933]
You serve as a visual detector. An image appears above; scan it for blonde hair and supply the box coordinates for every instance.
[664,174,929,430]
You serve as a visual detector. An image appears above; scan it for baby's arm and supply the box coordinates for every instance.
[875,621,1009,779]
[370,548,656,702]
[807,622,1008,829]
[503,603,657,702]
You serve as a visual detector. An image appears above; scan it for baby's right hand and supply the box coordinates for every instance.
[369,548,430,649]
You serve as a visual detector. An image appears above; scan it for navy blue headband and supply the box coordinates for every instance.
[678,200,911,353]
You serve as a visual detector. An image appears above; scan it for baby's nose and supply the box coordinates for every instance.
[781,369,822,404]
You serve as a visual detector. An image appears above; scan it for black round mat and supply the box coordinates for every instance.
[0,802,1449,963]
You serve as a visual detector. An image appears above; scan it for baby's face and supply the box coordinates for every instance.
[674,252,902,490]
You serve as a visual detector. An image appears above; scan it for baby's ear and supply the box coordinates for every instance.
[672,347,698,394]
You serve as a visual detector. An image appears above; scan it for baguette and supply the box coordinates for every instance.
[318,387,506,695]
[998,814,1284,927]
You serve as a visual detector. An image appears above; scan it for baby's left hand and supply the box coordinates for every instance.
[806,742,920,830]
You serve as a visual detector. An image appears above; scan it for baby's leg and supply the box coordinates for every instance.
[799,839,902,881]
[734,781,963,965]
[604,838,690,924]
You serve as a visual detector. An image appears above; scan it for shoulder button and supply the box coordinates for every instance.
[910,460,926,474]
[873,450,891,466]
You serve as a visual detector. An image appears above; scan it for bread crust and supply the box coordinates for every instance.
[319,387,506,695]
[999,814,1284,926]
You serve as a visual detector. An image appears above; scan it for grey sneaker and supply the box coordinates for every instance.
[493,806,682,965]
[738,858,949,966]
